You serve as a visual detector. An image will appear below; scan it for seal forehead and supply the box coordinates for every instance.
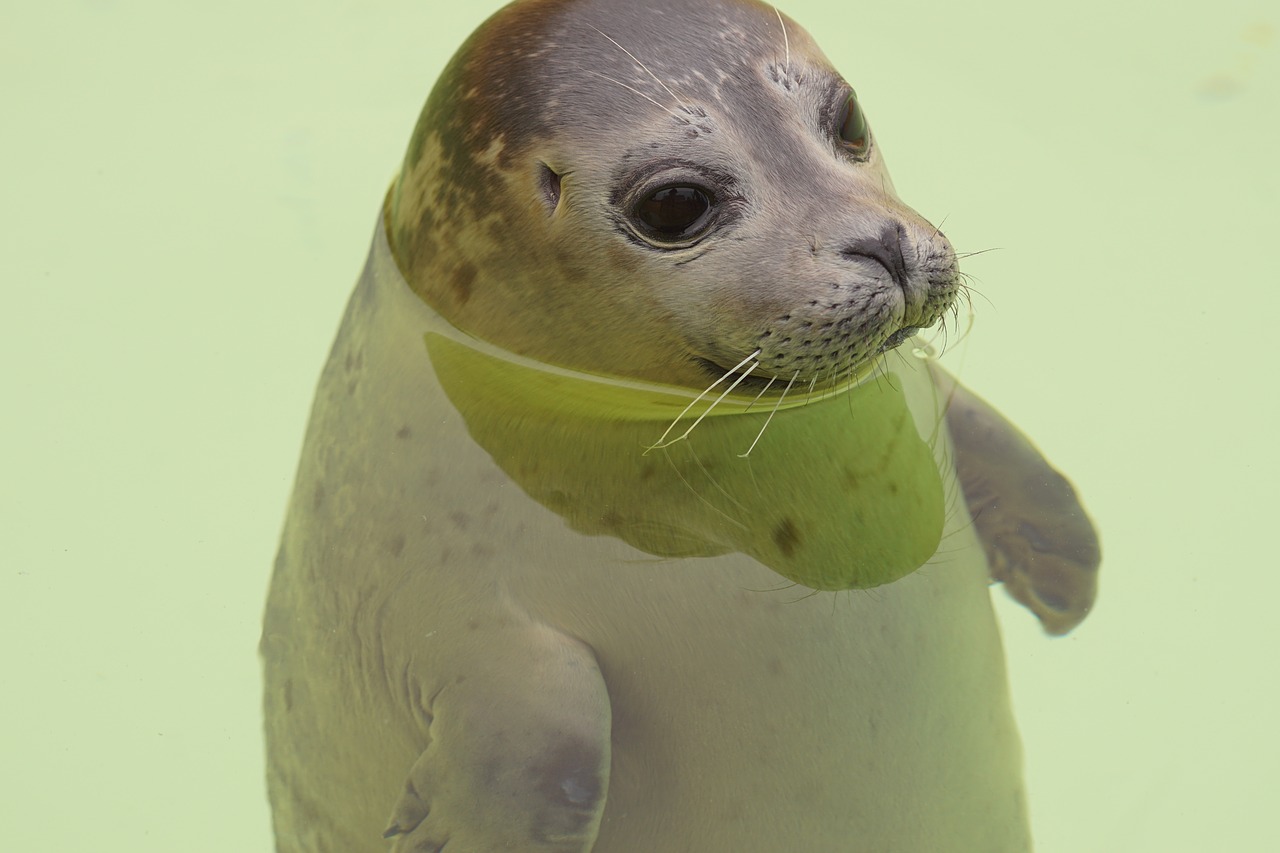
[391,0,829,259]
[402,0,815,174]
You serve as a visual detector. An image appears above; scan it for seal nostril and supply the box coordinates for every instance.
[841,223,908,290]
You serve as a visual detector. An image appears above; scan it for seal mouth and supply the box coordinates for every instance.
[692,357,779,392]
[877,326,920,354]
[695,324,923,395]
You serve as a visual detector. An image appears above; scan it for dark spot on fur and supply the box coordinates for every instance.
[387,535,406,557]
[395,425,412,440]
[312,482,325,510]
[282,679,293,713]
[450,262,477,305]
[449,511,471,531]
[772,518,801,557]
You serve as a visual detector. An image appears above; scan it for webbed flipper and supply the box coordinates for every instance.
[930,364,1101,634]
[383,620,611,851]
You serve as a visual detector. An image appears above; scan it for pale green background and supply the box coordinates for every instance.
[2,0,1276,850]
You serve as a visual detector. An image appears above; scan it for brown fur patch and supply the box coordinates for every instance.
[772,517,801,557]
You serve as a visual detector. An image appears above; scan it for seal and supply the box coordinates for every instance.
[261,0,1101,850]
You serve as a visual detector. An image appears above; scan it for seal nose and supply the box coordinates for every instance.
[841,223,909,290]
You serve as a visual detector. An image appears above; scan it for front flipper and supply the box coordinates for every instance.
[930,364,1101,635]
[384,619,611,852]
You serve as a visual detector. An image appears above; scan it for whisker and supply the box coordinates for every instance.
[583,70,685,121]
[869,350,898,394]
[686,438,750,514]
[741,375,779,413]
[887,346,913,383]
[739,370,799,457]
[829,362,847,393]
[956,277,994,311]
[773,5,791,75]
[588,26,688,109]
[843,361,860,420]
[928,213,951,243]
[659,446,749,531]
[786,587,824,605]
[740,578,800,594]
[647,351,762,451]
[646,351,758,451]
[944,292,977,348]
[954,247,1002,260]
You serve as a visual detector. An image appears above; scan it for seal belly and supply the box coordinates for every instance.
[509,523,1027,851]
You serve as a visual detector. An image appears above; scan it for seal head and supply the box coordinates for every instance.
[388,0,959,392]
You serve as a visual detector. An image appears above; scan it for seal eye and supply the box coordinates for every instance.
[635,185,713,241]
[838,93,870,155]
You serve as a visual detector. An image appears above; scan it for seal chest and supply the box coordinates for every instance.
[262,1,1100,850]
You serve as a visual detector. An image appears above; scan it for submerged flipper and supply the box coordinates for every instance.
[383,619,612,851]
[931,364,1101,635]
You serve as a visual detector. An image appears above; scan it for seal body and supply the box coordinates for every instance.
[263,1,1100,850]
[263,222,1031,851]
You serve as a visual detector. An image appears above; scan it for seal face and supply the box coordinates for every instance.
[389,0,961,393]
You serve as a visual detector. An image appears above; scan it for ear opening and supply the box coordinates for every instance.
[538,163,562,213]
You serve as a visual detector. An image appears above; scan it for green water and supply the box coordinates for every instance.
[425,327,948,591]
